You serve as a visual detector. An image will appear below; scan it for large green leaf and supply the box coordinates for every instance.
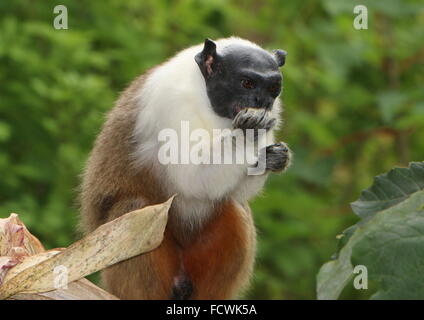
[351,162,424,218]
[317,162,424,300]
[352,192,424,299]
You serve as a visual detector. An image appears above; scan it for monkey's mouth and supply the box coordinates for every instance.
[233,105,260,118]
[234,105,244,115]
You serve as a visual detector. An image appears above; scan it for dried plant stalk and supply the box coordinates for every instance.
[0,196,173,299]
[9,278,119,300]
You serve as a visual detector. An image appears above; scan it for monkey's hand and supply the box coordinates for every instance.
[264,142,291,172]
[232,108,276,133]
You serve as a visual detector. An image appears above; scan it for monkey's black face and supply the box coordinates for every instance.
[195,39,286,119]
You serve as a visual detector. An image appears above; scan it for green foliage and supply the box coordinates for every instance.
[317,162,424,299]
[351,162,424,217]
[0,0,423,299]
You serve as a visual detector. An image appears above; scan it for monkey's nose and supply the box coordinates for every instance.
[254,97,272,110]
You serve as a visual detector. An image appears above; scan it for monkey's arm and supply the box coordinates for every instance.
[165,109,289,201]
[234,108,291,173]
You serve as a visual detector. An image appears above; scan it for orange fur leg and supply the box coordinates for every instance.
[182,200,256,299]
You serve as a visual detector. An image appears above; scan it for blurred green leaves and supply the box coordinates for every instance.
[317,162,424,300]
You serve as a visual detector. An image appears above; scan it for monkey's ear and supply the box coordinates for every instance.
[272,49,287,67]
[195,38,218,78]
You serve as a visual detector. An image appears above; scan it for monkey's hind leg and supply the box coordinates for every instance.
[99,198,180,299]
[182,200,257,299]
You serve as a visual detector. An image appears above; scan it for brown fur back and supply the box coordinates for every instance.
[79,71,165,232]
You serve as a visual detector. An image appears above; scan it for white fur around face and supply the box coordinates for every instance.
[132,37,282,224]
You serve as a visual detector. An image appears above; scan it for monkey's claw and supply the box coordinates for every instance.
[265,142,291,172]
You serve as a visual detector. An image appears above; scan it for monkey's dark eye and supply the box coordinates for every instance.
[241,79,255,89]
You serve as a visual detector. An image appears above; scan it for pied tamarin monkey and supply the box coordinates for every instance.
[79,37,291,300]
